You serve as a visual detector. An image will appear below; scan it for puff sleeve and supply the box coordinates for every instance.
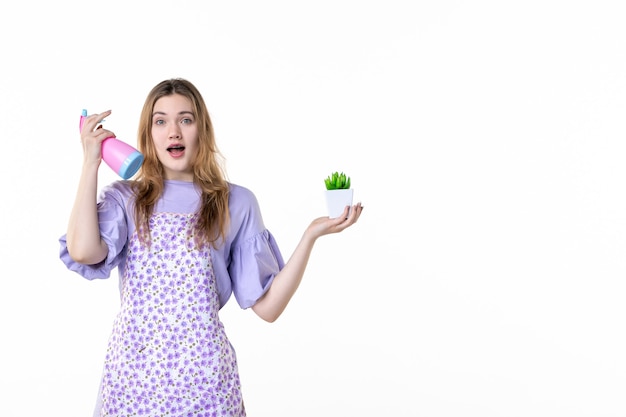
[58,182,131,280]
[228,229,285,308]
[218,184,285,309]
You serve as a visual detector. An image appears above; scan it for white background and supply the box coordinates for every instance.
[1,1,626,416]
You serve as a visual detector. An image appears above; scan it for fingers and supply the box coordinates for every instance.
[344,202,363,223]
[330,202,363,230]
[80,110,115,144]
[82,125,115,143]
[83,110,112,133]
[79,111,115,164]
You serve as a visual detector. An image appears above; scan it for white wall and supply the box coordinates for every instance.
[1,1,625,416]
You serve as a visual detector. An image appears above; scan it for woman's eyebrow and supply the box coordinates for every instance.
[152,110,194,117]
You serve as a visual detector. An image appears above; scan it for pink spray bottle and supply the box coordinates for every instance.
[79,109,144,179]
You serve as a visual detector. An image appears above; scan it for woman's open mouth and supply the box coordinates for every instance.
[167,145,185,157]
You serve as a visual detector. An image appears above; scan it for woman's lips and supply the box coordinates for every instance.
[167,145,185,158]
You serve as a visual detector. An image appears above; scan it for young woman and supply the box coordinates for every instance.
[59,78,362,416]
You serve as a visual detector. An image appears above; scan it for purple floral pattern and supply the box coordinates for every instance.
[99,213,245,416]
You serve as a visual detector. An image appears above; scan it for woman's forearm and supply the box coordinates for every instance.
[65,163,108,265]
[252,231,317,323]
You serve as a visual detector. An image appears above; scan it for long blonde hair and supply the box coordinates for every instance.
[132,78,230,248]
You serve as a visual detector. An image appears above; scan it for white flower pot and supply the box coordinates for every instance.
[325,189,354,218]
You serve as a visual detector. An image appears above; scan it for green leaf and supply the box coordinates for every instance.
[324,171,351,189]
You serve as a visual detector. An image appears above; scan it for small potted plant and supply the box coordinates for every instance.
[324,171,353,218]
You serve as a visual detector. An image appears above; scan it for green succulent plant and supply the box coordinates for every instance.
[324,171,351,190]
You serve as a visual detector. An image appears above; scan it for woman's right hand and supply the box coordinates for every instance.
[80,110,115,166]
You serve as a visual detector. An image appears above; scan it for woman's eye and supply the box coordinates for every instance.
[181,118,192,124]
[155,119,164,125]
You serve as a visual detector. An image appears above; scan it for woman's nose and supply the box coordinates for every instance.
[168,125,181,139]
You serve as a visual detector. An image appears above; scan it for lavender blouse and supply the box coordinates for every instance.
[59,180,285,309]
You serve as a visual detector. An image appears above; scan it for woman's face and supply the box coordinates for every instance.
[151,93,199,181]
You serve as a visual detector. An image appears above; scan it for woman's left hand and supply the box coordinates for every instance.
[306,202,364,239]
